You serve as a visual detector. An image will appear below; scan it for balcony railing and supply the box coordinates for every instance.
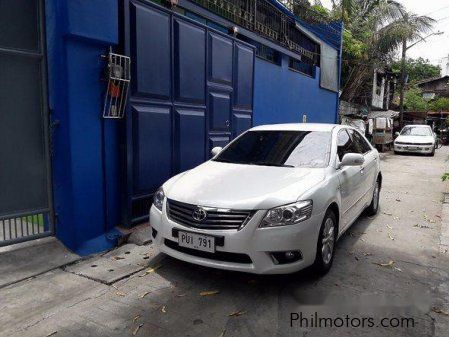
[189,0,320,63]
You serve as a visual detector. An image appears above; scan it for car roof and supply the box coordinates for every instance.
[249,123,339,132]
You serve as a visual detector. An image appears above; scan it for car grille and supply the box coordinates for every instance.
[167,199,253,230]
[395,142,433,146]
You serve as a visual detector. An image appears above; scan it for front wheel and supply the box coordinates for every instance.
[313,210,337,275]
[365,180,380,216]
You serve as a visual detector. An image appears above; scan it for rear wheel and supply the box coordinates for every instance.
[366,179,380,216]
[313,210,337,275]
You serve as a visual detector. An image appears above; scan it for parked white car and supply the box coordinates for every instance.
[150,124,382,275]
[394,125,435,156]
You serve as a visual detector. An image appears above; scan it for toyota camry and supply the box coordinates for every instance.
[149,124,382,275]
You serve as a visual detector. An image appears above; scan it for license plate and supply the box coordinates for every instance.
[178,231,215,253]
[406,146,418,151]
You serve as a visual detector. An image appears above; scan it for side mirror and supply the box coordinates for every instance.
[395,132,400,137]
[339,153,364,168]
[211,146,223,157]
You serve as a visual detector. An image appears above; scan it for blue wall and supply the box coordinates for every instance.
[45,0,121,255]
[43,0,339,255]
[253,55,339,125]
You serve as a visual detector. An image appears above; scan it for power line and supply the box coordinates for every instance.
[424,4,449,16]
[437,15,449,22]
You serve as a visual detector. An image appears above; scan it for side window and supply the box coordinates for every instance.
[337,129,354,160]
[351,130,371,154]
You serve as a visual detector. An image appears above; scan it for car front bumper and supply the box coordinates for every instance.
[149,203,324,274]
[394,143,434,154]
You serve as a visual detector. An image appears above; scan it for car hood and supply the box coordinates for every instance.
[164,160,326,210]
[395,135,434,144]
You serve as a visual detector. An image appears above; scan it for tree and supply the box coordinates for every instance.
[374,9,435,123]
[320,1,436,107]
[391,57,441,84]
[403,87,428,111]
[429,97,449,112]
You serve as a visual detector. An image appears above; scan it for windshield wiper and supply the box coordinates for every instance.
[213,158,234,163]
[249,162,295,168]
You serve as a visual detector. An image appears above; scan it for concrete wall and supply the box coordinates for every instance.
[253,54,339,125]
[45,0,120,255]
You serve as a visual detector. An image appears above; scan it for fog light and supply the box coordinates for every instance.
[271,251,302,264]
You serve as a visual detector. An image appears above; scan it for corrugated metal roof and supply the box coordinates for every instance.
[368,110,400,119]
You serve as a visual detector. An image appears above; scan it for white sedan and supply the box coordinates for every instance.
[150,124,382,275]
[394,125,436,156]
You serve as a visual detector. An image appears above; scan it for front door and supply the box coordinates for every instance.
[336,129,365,229]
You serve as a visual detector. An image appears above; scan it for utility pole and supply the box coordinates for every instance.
[399,38,407,128]
[398,31,444,128]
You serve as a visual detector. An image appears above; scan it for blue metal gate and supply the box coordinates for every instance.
[124,0,255,224]
[0,0,54,246]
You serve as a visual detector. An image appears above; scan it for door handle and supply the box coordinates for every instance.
[360,167,365,175]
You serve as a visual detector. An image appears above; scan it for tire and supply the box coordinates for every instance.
[430,147,435,157]
[394,151,399,155]
[313,210,337,275]
[365,179,380,216]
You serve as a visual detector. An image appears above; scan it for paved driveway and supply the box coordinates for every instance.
[1,148,449,337]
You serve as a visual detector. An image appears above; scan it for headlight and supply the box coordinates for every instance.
[153,187,165,211]
[259,200,313,228]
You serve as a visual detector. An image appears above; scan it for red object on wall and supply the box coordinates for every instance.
[108,82,120,98]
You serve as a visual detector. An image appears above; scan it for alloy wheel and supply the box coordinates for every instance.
[373,183,380,211]
[321,217,335,265]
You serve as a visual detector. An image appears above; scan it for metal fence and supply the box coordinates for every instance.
[0,211,53,247]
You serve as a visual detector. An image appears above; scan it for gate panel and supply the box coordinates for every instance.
[234,43,254,110]
[125,1,254,224]
[173,19,206,104]
[0,0,53,245]
[132,105,173,194]
[208,33,233,85]
[175,108,206,172]
[131,3,171,100]
[208,91,232,132]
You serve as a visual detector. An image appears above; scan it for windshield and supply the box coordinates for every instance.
[400,126,432,136]
[213,130,331,168]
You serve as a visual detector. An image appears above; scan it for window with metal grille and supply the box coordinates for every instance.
[255,42,281,64]
[289,57,315,77]
[237,34,281,65]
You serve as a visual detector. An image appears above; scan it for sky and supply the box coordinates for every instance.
[319,0,449,72]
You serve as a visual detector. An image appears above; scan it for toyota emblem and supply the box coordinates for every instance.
[192,207,207,222]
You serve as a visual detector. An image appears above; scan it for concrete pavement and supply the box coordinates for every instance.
[1,148,449,337]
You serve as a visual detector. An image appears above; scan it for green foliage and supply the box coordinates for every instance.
[404,87,428,111]
[342,29,366,59]
[429,97,449,112]
[391,57,441,84]
[442,172,449,182]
